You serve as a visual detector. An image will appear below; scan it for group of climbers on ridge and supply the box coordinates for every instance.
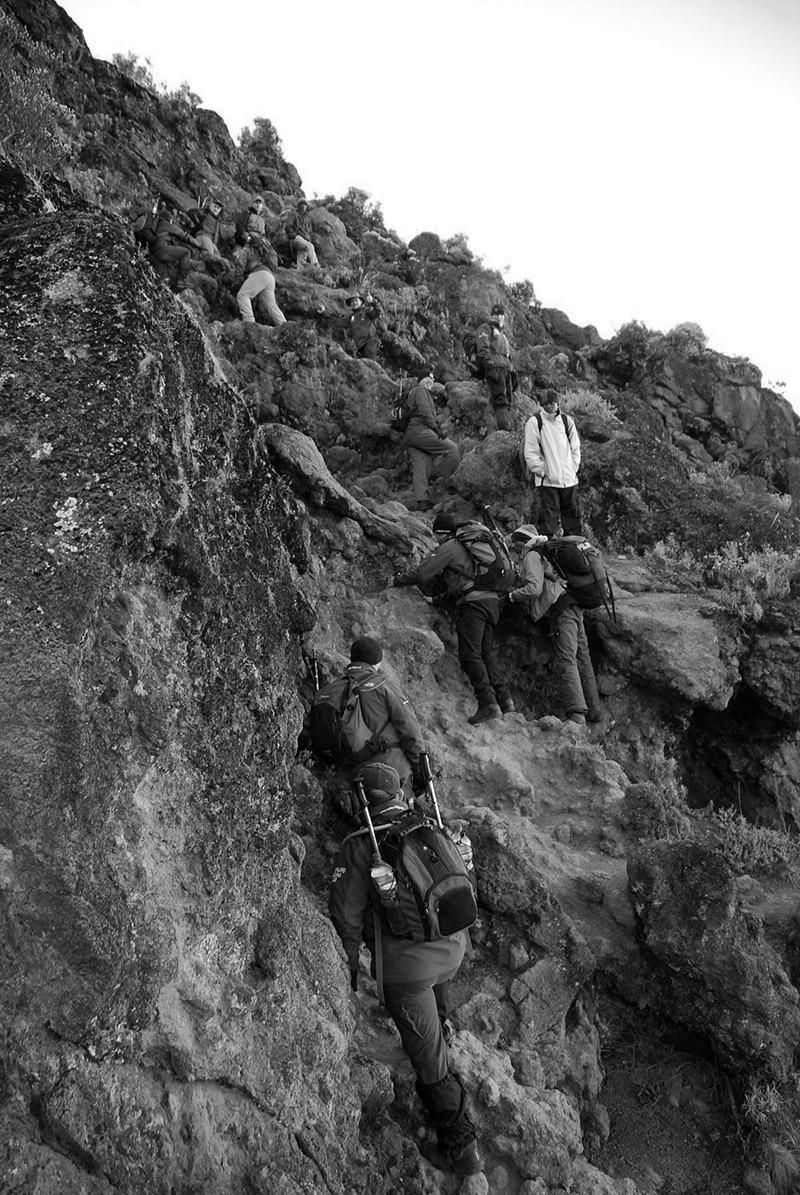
[134,181,610,1181]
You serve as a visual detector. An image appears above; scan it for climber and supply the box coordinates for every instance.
[234,235,287,326]
[402,369,460,511]
[284,198,319,269]
[475,303,517,431]
[328,761,483,1177]
[393,513,514,725]
[346,292,387,360]
[340,637,426,795]
[147,201,199,292]
[522,390,582,536]
[190,197,224,258]
[508,524,601,726]
[235,195,270,251]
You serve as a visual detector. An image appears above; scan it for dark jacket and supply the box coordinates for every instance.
[350,303,386,350]
[397,536,498,607]
[285,209,315,242]
[328,799,468,984]
[402,381,443,441]
[343,663,425,764]
[235,241,278,275]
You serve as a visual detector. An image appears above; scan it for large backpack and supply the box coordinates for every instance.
[309,675,390,767]
[538,536,616,619]
[454,522,518,593]
[352,811,478,941]
[463,331,485,380]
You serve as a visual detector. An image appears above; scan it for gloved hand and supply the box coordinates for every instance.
[350,968,358,992]
[411,764,427,795]
[393,572,414,587]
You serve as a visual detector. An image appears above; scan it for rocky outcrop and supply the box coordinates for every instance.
[628,843,800,1077]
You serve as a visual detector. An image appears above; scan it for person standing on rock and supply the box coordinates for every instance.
[393,513,514,725]
[234,236,287,326]
[284,198,319,269]
[346,293,387,360]
[190,197,225,259]
[522,390,582,536]
[328,761,483,1177]
[402,368,460,511]
[475,303,517,431]
[508,524,601,726]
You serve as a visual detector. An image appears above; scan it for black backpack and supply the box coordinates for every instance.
[463,331,485,380]
[389,380,414,433]
[350,811,478,941]
[455,522,518,593]
[309,675,390,766]
[538,536,616,619]
[132,206,159,247]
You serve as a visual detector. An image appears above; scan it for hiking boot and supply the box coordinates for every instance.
[567,713,586,726]
[421,1137,483,1176]
[468,703,501,725]
[499,697,515,715]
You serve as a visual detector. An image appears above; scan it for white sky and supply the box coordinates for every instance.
[63,0,800,412]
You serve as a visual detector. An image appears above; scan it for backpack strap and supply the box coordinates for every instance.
[373,909,385,1006]
[535,411,571,438]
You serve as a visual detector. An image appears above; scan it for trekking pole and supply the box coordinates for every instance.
[353,778,408,937]
[482,504,500,535]
[419,752,444,829]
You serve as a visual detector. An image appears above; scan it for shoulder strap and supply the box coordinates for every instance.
[562,412,570,436]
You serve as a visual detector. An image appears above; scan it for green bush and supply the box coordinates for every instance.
[0,10,72,175]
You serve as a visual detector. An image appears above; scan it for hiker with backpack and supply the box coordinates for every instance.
[283,198,319,269]
[345,293,387,360]
[393,513,515,725]
[235,195,270,249]
[474,303,517,431]
[189,196,224,258]
[234,235,287,326]
[399,368,460,512]
[509,524,603,726]
[309,637,426,796]
[522,389,582,536]
[328,761,483,1177]
[144,201,199,292]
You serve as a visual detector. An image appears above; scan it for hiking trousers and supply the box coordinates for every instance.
[149,243,191,282]
[456,600,510,708]
[536,485,582,537]
[292,235,318,267]
[405,429,459,500]
[237,269,287,325]
[554,604,601,719]
[382,974,457,1085]
[196,233,220,257]
[485,365,514,430]
[356,338,381,360]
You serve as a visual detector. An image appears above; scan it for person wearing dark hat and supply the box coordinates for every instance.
[522,390,582,536]
[393,515,513,724]
[328,762,483,1176]
[147,201,200,292]
[345,292,387,360]
[284,198,319,269]
[341,636,426,793]
[474,303,517,431]
[508,525,601,726]
[401,368,460,511]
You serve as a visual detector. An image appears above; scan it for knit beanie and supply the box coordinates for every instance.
[432,513,457,533]
[350,636,383,665]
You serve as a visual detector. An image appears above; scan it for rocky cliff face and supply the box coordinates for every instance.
[2,3,800,1194]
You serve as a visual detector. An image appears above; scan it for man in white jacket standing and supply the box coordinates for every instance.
[522,389,582,536]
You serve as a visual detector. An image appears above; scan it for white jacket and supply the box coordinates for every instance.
[523,410,581,488]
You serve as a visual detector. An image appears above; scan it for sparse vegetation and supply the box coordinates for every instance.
[238,115,283,160]
[113,52,203,107]
[0,10,72,175]
[316,186,387,243]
